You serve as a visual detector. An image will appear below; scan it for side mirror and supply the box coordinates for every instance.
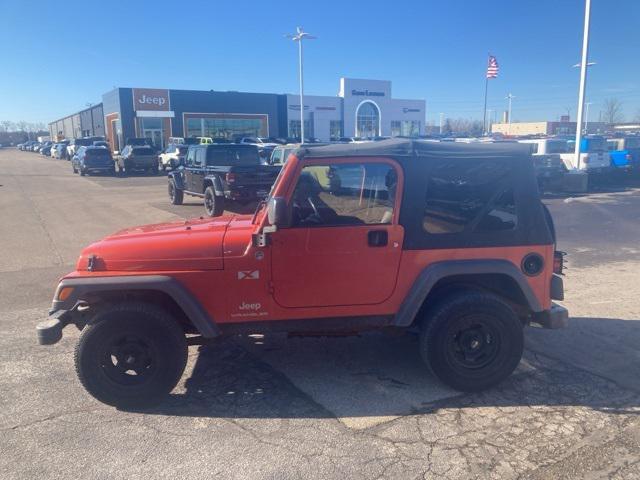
[267,196,288,227]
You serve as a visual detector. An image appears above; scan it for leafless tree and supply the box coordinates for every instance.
[634,108,640,123]
[602,98,624,124]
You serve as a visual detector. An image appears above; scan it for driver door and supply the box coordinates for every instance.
[270,160,404,308]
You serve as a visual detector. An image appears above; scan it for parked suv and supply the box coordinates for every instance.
[560,135,611,174]
[117,145,158,175]
[67,137,100,160]
[72,146,115,176]
[36,139,567,408]
[167,144,280,216]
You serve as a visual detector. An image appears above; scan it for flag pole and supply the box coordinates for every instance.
[482,53,489,135]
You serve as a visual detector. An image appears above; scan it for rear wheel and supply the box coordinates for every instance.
[168,179,183,205]
[419,292,523,392]
[74,302,188,408]
[204,186,224,217]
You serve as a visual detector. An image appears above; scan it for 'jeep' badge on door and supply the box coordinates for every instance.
[238,270,259,280]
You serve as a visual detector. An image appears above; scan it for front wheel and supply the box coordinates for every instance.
[74,302,188,408]
[204,186,224,217]
[419,292,523,392]
[168,179,183,205]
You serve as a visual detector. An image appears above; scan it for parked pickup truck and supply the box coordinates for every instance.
[36,139,567,408]
[607,137,640,172]
[167,144,281,216]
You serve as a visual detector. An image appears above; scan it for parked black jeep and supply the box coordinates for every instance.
[167,144,281,216]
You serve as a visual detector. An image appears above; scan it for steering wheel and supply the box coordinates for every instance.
[302,197,323,224]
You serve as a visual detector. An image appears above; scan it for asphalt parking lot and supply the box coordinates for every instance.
[1,150,640,479]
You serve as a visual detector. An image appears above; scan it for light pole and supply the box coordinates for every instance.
[86,102,95,136]
[506,93,515,135]
[584,102,592,134]
[573,0,592,170]
[487,109,493,135]
[286,27,316,144]
[439,112,444,135]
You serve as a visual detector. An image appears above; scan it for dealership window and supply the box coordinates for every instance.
[391,121,401,137]
[288,120,313,139]
[291,163,397,227]
[330,120,343,140]
[423,159,517,234]
[185,115,267,140]
[401,120,420,137]
[356,101,380,138]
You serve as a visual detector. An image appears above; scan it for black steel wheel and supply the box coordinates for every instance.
[74,302,188,408]
[204,186,224,217]
[419,292,523,392]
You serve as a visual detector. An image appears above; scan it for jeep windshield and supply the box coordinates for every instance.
[206,146,260,166]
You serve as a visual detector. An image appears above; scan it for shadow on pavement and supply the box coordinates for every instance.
[141,316,640,421]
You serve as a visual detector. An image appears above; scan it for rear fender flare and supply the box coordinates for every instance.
[51,275,219,337]
[393,259,542,327]
[204,175,224,196]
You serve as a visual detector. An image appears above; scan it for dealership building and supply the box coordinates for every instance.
[49,78,425,150]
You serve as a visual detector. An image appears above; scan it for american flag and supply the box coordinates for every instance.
[486,55,499,79]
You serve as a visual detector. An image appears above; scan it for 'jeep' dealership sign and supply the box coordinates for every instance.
[132,88,170,111]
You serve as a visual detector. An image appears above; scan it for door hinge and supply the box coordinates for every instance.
[268,280,275,294]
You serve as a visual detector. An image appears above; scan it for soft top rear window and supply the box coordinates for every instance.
[132,147,154,155]
[86,148,111,155]
[206,146,260,166]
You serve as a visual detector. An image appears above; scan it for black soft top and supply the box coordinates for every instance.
[296,138,553,250]
[298,138,531,163]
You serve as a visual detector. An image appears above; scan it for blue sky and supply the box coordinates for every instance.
[1,0,638,125]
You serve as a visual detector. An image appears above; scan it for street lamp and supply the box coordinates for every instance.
[506,93,515,135]
[573,0,593,170]
[286,27,316,144]
[584,102,592,134]
[487,109,493,135]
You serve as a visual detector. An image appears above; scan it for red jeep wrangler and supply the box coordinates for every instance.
[37,139,568,408]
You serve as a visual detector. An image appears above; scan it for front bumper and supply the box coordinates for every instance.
[36,310,72,345]
[530,303,569,329]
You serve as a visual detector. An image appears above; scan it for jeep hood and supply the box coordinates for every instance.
[76,216,233,272]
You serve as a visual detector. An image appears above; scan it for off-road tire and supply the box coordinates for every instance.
[168,179,183,205]
[204,186,224,217]
[72,164,77,174]
[80,168,86,176]
[419,292,523,392]
[74,302,188,409]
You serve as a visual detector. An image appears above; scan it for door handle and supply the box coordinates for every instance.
[368,230,388,247]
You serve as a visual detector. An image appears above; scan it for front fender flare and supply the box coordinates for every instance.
[168,171,185,190]
[51,275,220,337]
[393,259,543,327]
